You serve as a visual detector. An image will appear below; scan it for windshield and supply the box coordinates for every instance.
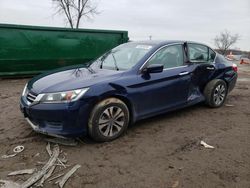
[91,43,153,71]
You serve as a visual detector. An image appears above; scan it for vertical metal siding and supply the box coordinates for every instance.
[0,24,129,76]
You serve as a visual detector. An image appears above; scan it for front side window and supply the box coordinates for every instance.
[188,43,209,63]
[147,44,184,69]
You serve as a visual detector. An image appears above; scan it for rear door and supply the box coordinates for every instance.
[186,43,217,100]
[185,43,216,102]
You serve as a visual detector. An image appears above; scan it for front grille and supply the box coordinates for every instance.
[26,92,38,104]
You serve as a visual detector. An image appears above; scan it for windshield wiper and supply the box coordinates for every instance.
[99,51,119,71]
[84,61,95,73]
[100,52,109,69]
[87,66,95,73]
[111,53,119,71]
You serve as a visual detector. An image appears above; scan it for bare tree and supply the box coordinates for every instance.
[53,0,99,29]
[214,30,240,55]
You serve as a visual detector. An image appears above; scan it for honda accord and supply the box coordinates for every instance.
[20,41,238,141]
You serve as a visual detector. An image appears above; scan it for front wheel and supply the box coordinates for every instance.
[88,98,129,142]
[204,79,228,108]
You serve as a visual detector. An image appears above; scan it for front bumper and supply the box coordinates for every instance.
[20,96,91,137]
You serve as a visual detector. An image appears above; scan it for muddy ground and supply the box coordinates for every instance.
[0,63,250,188]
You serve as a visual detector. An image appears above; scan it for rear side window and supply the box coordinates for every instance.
[147,44,184,69]
[188,43,209,63]
[208,48,216,62]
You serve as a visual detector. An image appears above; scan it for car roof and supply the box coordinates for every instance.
[129,40,182,45]
[129,40,210,48]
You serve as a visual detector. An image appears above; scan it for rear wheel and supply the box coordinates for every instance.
[204,79,228,108]
[88,98,129,142]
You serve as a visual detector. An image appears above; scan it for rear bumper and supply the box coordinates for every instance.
[20,97,91,137]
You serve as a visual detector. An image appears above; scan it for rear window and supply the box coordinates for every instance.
[188,43,208,63]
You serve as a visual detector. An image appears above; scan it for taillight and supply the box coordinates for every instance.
[232,63,238,72]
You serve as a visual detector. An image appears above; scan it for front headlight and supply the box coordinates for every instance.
[22,84,28,96]
[38,88,89,103]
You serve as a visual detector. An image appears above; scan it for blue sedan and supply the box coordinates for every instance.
[20,41,238,141]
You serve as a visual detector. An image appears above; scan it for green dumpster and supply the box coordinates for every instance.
[0,24,129,77]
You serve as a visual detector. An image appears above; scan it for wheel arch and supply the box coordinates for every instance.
[203,78,229,92]
[112,95,134,124]
[90,94,135,125]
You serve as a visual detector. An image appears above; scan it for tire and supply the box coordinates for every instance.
[88,98,129,142]
[204,79,228,108]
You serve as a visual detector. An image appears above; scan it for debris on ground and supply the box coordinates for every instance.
[171,180,179,188]
[1,145,25,159]
[36,166,56,187]
[45,137,78,146]
[0,180,20,188]
[56,164,81,188]
[168,165,174,169]
[21,144,60,188]
[46,142,52,156]
[1,143,81,188]
[13,146,24,153]
[37,161,70,167]
[200,140,215,149]
[46,142,67,168]
[225,104,234,107]
[48,173,65,182]
[76,138,86,144]
[1,153,18,159]
[8,168,36,176]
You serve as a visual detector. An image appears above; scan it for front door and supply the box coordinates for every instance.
[133,44,191,118]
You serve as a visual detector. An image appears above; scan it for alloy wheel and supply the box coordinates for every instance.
[213,84,226,105]
[98,106,125,137]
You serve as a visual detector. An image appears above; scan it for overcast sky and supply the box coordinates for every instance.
[0,0,249,50]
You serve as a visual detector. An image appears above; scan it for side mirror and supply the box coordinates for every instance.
[143,64,163,74]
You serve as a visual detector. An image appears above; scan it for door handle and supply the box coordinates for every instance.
[179,71,189,76]
[206,66,215,70]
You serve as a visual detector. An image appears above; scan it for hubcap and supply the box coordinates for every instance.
[98,106,125,137]
[213,84,226,105]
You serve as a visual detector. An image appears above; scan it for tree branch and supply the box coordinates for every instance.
[214,30,240,55]
[52,0,99,29]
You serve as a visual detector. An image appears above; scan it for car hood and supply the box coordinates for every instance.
[28,66,124,94]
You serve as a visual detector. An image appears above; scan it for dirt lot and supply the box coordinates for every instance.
[0,64,250,188]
